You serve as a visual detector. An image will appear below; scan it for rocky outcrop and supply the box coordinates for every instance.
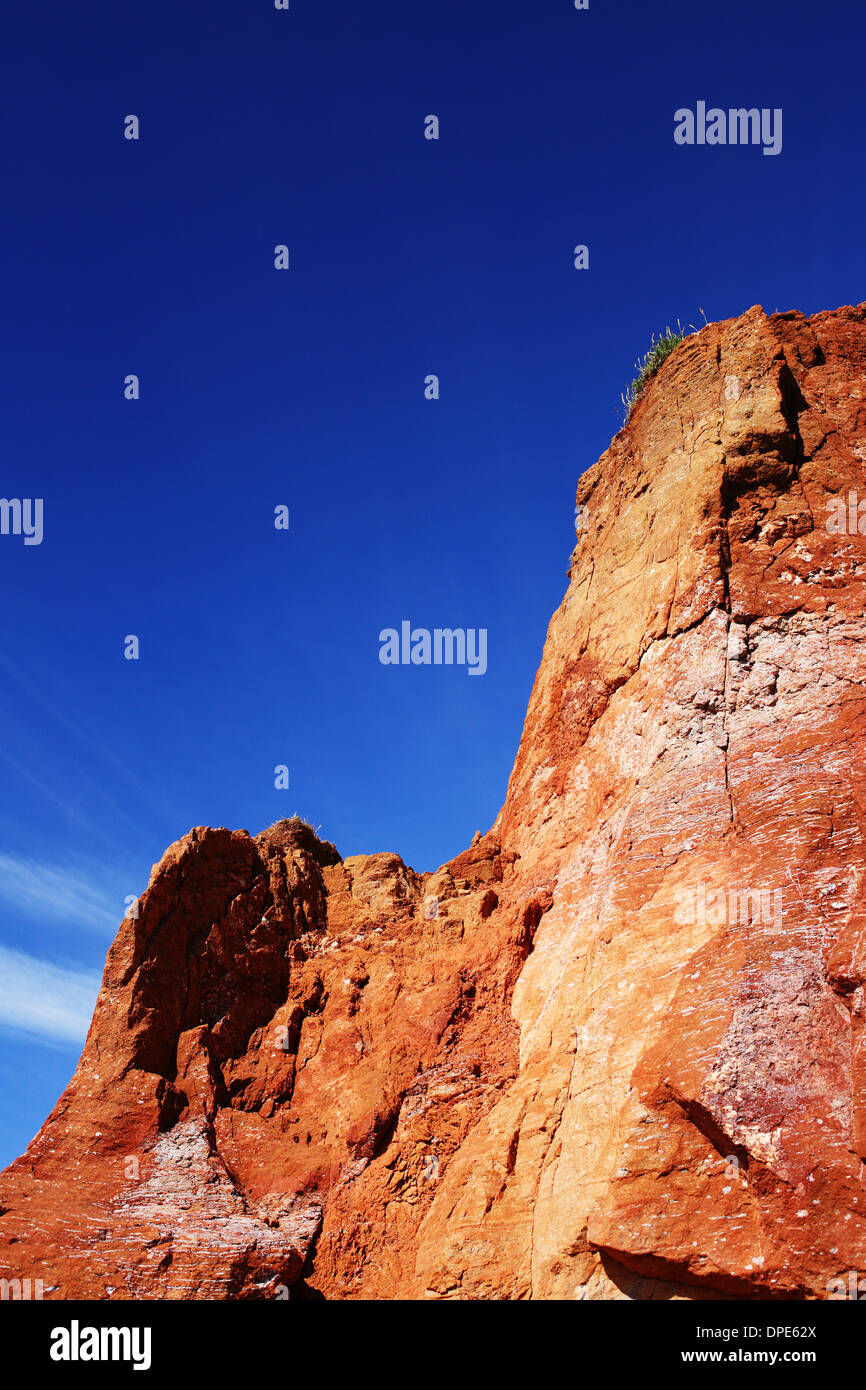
[2,302,866,1299]
[0,820,527,1299]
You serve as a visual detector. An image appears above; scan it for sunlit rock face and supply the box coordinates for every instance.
[2,302,866,1301]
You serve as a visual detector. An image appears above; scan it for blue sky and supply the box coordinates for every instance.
[0,0,863,1166]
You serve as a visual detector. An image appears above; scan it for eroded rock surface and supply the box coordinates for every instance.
[2,302,866,1299]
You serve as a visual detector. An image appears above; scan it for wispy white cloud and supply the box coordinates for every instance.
[0,854,119,932]
[0,945,100,1046]
[0,650,172,844]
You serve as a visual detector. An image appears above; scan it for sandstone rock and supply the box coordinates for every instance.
[2,303,866,1300]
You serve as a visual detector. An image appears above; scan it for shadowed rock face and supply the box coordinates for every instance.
[0,822,527,1301]
[2,301,866,1301]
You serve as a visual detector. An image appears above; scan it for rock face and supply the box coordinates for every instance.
[2,301,866,1300]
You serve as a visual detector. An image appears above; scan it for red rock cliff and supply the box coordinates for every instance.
[2,301,866,1300]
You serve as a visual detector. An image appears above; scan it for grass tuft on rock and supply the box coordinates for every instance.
[620,321,690,419]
